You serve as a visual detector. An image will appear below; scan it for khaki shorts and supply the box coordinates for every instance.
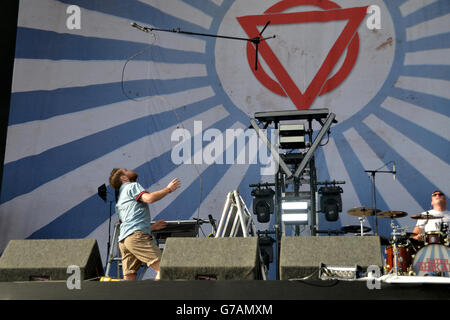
[118,231,162,276]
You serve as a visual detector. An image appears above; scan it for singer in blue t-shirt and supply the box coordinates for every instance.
[109,168,181,280]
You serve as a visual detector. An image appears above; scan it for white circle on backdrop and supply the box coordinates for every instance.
[215,0,395,123]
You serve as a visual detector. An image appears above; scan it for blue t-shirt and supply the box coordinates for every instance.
[116,182,152,241]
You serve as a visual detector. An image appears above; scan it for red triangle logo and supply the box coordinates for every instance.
[237,4,368,110]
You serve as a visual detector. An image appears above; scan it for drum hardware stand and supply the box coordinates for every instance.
[442,222,449,246]
[364,161,396,235]
[387,219,408,276]
[130,21,275,71]
[358,216,368,236]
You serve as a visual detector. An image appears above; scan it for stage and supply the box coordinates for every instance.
[2,2,450,311]
[1,278,449,300]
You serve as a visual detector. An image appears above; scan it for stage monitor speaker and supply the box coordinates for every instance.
[160,237,260,280]
[280,236,383,280]
[0,239,104,282]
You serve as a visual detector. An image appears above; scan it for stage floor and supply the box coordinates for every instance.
[0,279,449,300]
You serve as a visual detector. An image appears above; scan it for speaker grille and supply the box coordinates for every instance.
[0,239,104,281]
[160,237,260,280]
[280,236,383,280]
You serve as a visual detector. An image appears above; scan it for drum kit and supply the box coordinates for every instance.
[342,207,450,277]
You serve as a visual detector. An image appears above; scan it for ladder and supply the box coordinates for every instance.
[105,222,148,280]
[215,190,268,280]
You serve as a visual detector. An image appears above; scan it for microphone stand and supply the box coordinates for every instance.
[106,199,113,267]
[97,184,116,269]
[130,21,276,71]
[364,161,396,235]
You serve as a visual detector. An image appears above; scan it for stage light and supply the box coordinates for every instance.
[258,236,275,269]
[281,199,309,224]
[251,188,275,223]
[279,124,305,149]
[97,184,107,202]
[281,201,308,211]
[281,213,309,224]
[319,186,343,222]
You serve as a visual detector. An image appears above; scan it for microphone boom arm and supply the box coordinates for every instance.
[130,21,275,71]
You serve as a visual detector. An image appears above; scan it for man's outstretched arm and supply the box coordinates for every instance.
[140,178,181,204]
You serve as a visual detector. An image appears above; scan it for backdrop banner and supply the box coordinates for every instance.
[1,1,449,279]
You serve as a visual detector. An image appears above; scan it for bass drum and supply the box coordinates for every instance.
[412,244,450,277]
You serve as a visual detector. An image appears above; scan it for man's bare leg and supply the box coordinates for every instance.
[123,273,137,281]
[151,260,161,281]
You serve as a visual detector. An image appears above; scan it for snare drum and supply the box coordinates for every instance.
[412,244,450,277]
[424,231,445,245]
[384,244,412,274]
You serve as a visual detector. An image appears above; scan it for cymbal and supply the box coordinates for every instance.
[410,213,443,220]
[377,211,408,218]
[347,206,381,217]
[340,225,372,234]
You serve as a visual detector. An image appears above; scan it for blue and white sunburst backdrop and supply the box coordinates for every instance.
[1,0,449,276]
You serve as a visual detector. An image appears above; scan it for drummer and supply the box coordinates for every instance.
[412,190,450,241]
